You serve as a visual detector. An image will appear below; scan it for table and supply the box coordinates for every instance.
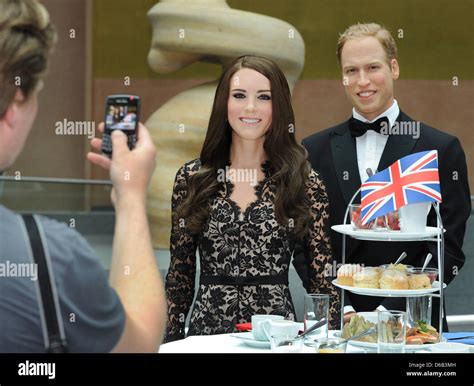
[159,332,474,354]
[159,330,368,353]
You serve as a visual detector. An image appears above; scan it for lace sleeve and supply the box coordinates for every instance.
[164,162,198,342]
[306,170,341,330]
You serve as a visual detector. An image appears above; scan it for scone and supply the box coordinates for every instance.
[386,263,408,273]
[353,267,380,288]
[408,274,431,289]
[379,269,409,290]
[337,264,363,286]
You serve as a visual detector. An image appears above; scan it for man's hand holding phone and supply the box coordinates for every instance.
[87,122,156,206]
[102,95,140,157]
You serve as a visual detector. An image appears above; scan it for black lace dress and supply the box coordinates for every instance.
[164,159,340,342]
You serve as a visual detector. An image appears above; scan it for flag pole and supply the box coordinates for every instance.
[340,187,362,330]
[433,202,445,339]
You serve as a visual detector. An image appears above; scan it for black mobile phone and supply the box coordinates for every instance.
[102,94,140,157]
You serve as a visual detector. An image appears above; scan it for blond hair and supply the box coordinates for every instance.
[0,0,56,117]
[336,23,397,65]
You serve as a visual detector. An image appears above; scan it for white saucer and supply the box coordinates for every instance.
[230,332,271,348]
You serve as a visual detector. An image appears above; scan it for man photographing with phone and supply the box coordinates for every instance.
[0,0,165,352]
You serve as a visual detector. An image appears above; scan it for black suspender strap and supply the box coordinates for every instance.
[22,214,67,353]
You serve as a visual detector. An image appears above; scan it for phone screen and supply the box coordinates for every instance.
[102,95,140,156]
[105,104,138,131]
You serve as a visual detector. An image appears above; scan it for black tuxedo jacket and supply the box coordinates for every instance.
[298,111,471,328]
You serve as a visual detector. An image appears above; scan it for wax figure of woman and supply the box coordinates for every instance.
[164,55,340,342]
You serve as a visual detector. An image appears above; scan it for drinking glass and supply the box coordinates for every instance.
[303,294,329,347]
[406,296,432,328]
[377,310,407,353]
[270,334,303,353]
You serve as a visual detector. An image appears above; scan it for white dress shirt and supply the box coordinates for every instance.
[343,100,400,315]
[353,100,400,182]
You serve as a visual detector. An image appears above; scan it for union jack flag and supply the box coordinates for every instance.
[360,150,442,225]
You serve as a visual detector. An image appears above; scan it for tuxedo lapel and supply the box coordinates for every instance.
[377,111,418,171]
[330,120,361,209]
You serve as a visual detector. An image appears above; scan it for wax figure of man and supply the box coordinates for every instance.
[298,23,470,328]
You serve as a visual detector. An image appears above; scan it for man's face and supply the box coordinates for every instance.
[0,82,41,170]
[341,36,399,121]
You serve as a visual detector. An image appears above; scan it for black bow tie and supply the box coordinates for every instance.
[349,116,389,137]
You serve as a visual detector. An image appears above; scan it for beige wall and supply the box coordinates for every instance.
[3,0,91,211]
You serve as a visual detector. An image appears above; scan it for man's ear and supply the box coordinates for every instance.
[390,59,400,80]
[13,88,26,103]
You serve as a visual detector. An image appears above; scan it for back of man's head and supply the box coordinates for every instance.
[0,0,56,119]
[336,23,397,66]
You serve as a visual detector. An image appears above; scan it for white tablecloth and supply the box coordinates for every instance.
[159,330,368,354]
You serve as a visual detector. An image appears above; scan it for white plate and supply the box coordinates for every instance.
[230,332,270,348]
[344,336,429,351]
[339,312,429,351]
[331,224,443,241]
[332,279,446,297]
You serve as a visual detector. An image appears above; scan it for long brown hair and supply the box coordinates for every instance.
[178,55,311,238]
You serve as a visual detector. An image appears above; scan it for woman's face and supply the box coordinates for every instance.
[227,68,272,141]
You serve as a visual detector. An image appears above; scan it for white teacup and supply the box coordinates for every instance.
[262,320,300,341]
[251,315,284,341]
[399,202,431,233]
